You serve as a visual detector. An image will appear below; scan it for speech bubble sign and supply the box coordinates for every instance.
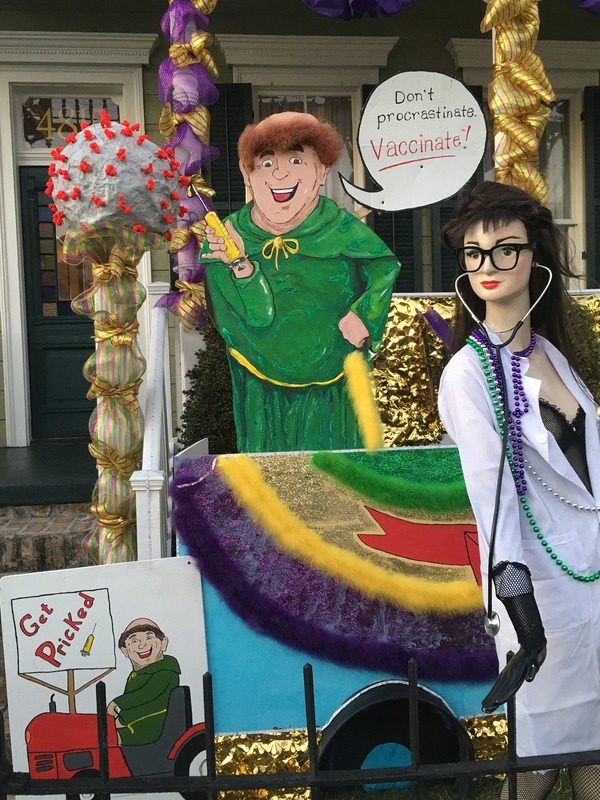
[340,71,487,211]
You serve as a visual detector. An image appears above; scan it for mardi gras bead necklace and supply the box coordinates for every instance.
[524,460,600,512]
[467,329,600,583]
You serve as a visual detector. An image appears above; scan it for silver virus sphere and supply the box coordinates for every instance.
[48,112,185,235]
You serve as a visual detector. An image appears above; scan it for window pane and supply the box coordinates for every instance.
[30,190,93,317]
[307,96,354,213]
[23,96,120,149]
[39,222,55,239]
[41,270,56,287]
[539,100,570,219]
[259,96,305,117]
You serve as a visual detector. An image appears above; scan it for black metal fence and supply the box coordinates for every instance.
[1,658,598,800]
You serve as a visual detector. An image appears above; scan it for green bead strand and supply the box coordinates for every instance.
[467,335,600,584]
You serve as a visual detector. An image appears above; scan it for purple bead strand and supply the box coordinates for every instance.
[510,330,536,495]
[469,328,535,495]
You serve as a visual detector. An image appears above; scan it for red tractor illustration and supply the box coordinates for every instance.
[25,686,207,799]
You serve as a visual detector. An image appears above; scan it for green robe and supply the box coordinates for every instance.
[114,654,180,746]
[204,197,400,452]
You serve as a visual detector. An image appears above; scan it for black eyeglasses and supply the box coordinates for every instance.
[454,243,536,272]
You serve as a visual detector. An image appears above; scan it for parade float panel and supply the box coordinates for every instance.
[184,72,486,455]
[0,557,208,800]
[172,446,499,748]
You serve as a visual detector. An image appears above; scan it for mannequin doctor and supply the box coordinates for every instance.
[438,181,600,800]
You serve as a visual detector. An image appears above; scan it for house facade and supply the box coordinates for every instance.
[0,0,599,448]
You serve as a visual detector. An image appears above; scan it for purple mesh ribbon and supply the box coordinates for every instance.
[158,61,219,113]
[161,0,209,42]
[156,291,184,312]
[301,0,421,18]
[170,123,219,176]
[159,0,220,327]
[172,234,207,283]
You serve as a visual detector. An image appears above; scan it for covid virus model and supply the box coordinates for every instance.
[47,110,188,236]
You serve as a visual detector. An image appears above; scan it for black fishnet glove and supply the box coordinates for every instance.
[482,562,547,714]
[482,644,547,714]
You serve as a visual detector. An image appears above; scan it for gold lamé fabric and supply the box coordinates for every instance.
[462,713,508,762]
[373,295,454,447]
[211,720,506,799]
[374,294,600,448]
[214,730,313,800]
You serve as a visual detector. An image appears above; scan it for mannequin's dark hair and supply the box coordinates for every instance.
[442,181,580,369]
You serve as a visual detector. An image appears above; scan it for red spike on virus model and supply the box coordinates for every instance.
[49,115,181,234]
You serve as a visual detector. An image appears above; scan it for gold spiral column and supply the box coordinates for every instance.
[481,0,556,203]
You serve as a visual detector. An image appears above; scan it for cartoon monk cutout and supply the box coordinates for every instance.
[202,112,400,453]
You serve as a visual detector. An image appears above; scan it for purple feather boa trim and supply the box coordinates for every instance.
[171,460,497,682]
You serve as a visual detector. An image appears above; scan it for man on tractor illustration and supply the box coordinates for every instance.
[107,617,181,746]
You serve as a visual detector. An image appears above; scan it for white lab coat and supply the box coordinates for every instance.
[438,331,600,758]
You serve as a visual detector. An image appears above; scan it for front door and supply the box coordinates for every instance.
[20,166,95,440]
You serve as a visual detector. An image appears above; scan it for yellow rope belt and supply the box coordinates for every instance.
[229,347,344,388]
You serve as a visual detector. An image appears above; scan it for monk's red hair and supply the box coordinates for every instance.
[238,112,344,173]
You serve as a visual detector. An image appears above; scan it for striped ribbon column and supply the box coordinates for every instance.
[481,0,556,203]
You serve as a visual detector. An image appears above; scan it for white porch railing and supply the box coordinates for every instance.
[130,282,175,561]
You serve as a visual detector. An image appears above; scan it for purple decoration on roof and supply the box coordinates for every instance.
[301,0,421,18]
[574,0,600,13]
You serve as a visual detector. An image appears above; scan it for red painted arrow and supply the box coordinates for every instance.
[358,507,481,585]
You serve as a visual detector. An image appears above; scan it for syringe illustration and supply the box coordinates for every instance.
[81,623,97,657]
[189,184,244,263]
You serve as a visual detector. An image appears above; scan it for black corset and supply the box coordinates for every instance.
[539,399,592,494]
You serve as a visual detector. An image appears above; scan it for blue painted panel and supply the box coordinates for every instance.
[200,579,487,734]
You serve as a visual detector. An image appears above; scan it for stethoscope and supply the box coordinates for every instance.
[454,264,553,636]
